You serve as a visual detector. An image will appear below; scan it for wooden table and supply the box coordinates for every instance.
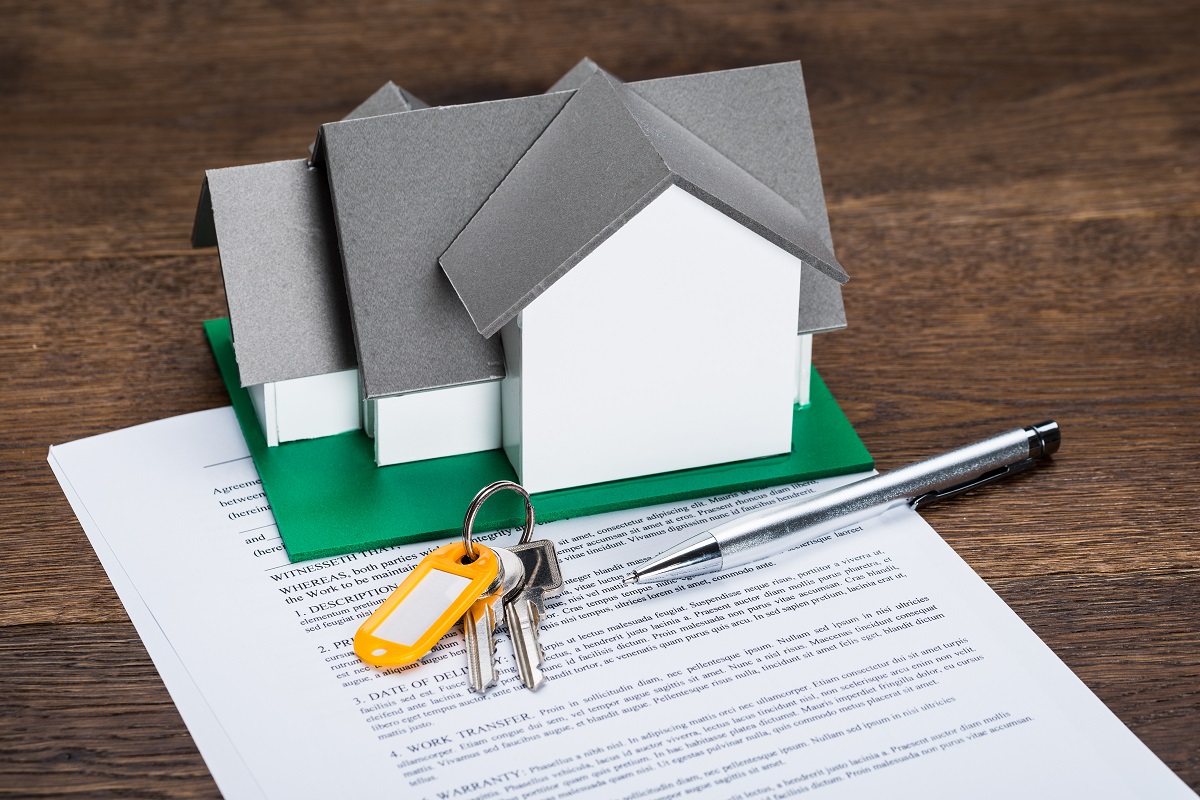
[2,1,1197,795]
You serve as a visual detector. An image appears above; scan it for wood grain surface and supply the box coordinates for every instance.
[2,0,1197,795]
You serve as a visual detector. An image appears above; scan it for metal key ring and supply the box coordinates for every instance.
[461,480,536,560]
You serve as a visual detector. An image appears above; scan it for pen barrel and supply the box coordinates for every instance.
[715,427,1036,569]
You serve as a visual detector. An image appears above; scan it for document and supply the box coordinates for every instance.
[49,408,1194,799]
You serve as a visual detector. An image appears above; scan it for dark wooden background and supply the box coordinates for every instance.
[2,0,1197,795]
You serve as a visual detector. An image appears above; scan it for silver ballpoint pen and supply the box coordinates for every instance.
[624,420,1061,585]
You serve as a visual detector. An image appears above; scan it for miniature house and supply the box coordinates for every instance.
[440,72,847,492]
[193,83,422,446]
[196,60,851,494]
[314,59,847,475]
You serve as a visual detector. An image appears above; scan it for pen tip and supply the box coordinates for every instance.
[622,573,638,585]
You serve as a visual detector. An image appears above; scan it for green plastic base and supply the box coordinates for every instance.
[205,318,872,561]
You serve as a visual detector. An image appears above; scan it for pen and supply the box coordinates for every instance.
[624,420,1061,585]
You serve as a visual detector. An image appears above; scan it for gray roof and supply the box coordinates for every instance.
[319,92,574,399]
[200,159,357,386]
[192,83,424,386]
[440,71,848,339]
[546,57,606,93]
[305,81,429,156]
[344,80,429,120]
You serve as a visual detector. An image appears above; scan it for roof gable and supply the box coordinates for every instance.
[631,63,830,251]
[343,80,429,120]
[545,57,606,93]
[617,82,844,280]
[629,61,846,333]
[440,72,847,339]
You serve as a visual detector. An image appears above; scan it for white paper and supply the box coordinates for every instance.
[48,441,265,800]
[49,407,1194,800]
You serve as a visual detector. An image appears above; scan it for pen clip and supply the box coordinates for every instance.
[907,459,1037,511]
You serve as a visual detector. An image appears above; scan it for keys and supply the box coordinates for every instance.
[354,480,564,697]
[354,542,499,669]
[503,539,563,691]
[463,546,525,694]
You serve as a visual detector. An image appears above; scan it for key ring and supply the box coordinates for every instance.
[462,480,536,560]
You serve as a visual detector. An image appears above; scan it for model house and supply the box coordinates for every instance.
[192,83,422,446]
[440,71,847,492]
[196,60,850,495]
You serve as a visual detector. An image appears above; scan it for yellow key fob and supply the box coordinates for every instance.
[355,542,498,668]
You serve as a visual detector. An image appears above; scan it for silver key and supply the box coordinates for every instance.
[463,547,525,694]
[504,539,563,691]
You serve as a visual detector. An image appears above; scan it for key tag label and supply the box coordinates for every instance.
[355,541,498,669]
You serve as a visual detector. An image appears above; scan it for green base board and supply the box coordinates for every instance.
[205,318,872,562]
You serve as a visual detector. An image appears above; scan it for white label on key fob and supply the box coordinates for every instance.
[372,570,473,647]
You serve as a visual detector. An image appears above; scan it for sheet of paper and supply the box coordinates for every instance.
[49,408,1194,799]
[48,445,265,800]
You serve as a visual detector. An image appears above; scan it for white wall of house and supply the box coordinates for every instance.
[248,367,362,447]
[795,333,813,407]
[502,184,803,493]
[499,320,524,478]
[372,381,502,466]
[362,385,375,438]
